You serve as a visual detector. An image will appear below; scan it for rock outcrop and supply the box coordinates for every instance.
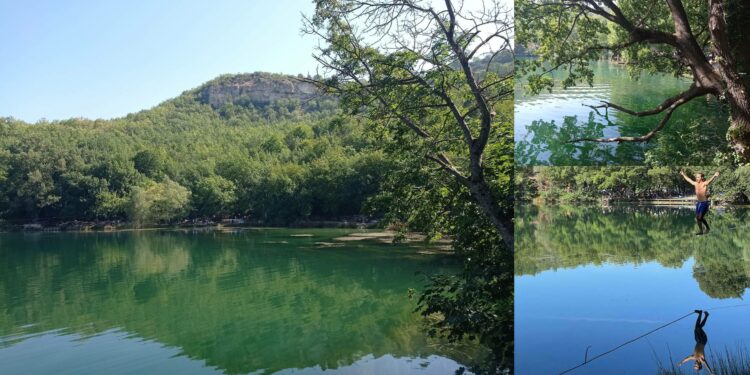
[197,73,322,109]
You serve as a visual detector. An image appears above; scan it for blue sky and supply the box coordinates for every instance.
[0,0,319,122]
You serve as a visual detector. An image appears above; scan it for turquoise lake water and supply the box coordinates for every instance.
[0,229,472,374]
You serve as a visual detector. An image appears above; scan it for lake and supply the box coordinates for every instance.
[515,60,729,165]
[0,228,474,374]
[515,205,750,375]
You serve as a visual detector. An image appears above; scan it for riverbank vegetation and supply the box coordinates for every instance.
[516,166,750,204]
[0,75,391,227]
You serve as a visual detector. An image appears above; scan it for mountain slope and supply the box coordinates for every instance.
[0,73,386,225]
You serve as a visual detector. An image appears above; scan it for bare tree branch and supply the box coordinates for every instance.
[570,84,708,143]
[586,84,711,117]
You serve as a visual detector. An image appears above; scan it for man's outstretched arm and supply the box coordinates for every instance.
[680,170,696,185]
[706,171,720,185]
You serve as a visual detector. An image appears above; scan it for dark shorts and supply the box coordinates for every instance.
[696,201,710,216]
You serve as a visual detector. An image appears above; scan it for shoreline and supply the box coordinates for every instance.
[520,197,750,208]
[0,218,382,233]
[0,223,454,252]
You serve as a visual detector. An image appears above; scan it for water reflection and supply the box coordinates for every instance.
[515,61,729,165]
[0,229,471,374]
[516,205,750,374]
[678,311,713,373]
[516,205,750,299]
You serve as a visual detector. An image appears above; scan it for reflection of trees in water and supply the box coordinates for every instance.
[693,240,750,299]
[0,231,469,374]
[516,205,750,299]
[516,113,624,165]
[515,103,729,166]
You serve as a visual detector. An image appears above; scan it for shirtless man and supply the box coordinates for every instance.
[679,170,720,235]
[679,310,714,374]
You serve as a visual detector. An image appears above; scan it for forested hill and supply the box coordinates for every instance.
[0,73,388,227]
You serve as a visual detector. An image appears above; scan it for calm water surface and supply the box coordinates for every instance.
[0,229,471,374]
[516,205,750,374]
[515,61,728,165]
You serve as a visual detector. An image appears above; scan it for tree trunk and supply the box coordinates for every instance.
[707,0,750,160]
[468,178,514,251]
[726,83,750,160]
[466,152,514,250]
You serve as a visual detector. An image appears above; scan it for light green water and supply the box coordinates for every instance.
[0,229,472,374]
[515,60,729,165]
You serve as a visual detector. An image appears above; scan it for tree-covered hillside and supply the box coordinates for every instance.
[0,72,390,226]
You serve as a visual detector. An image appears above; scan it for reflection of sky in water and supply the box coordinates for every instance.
[515,206,750,374]
[0,329,467,375]
[515,83,621,163]
[517,260,750,375]
[514,61,726,165]
[515,83,614,141]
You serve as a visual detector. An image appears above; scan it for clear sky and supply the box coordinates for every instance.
[0,0,320,122]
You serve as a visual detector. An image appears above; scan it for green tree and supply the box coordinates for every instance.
[305,1,515,372]
[517,0,750,161]
[304,0,514,248]
[128,179,191,227]
[522,165,750,204]
[0,73,391,225]
[132,149,169,179]
[192,175,237,218]
[94,191,129,219]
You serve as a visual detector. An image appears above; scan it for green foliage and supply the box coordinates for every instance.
[516,0,707,94]
[364,110,514,373]
[94,190,129,219]
[132,149,170,179]
[417,205,513,373]
[516,205,750,299]
[306,0,515,370]
[191,175,237,217]
[0,74,390,225]
[127,179,191,227]
[516,0,749,161]
[520,166,750,204]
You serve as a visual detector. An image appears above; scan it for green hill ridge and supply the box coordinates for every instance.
[0,73,385,226]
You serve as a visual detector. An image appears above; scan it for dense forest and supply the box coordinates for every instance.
[0,73,392,227]
[516,166,750,204]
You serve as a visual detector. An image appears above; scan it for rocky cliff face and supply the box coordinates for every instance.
[197,73,323,109]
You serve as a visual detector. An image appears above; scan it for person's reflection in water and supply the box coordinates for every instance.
[679,310,714,374]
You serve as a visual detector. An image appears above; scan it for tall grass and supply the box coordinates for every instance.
[657,347,750,375]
